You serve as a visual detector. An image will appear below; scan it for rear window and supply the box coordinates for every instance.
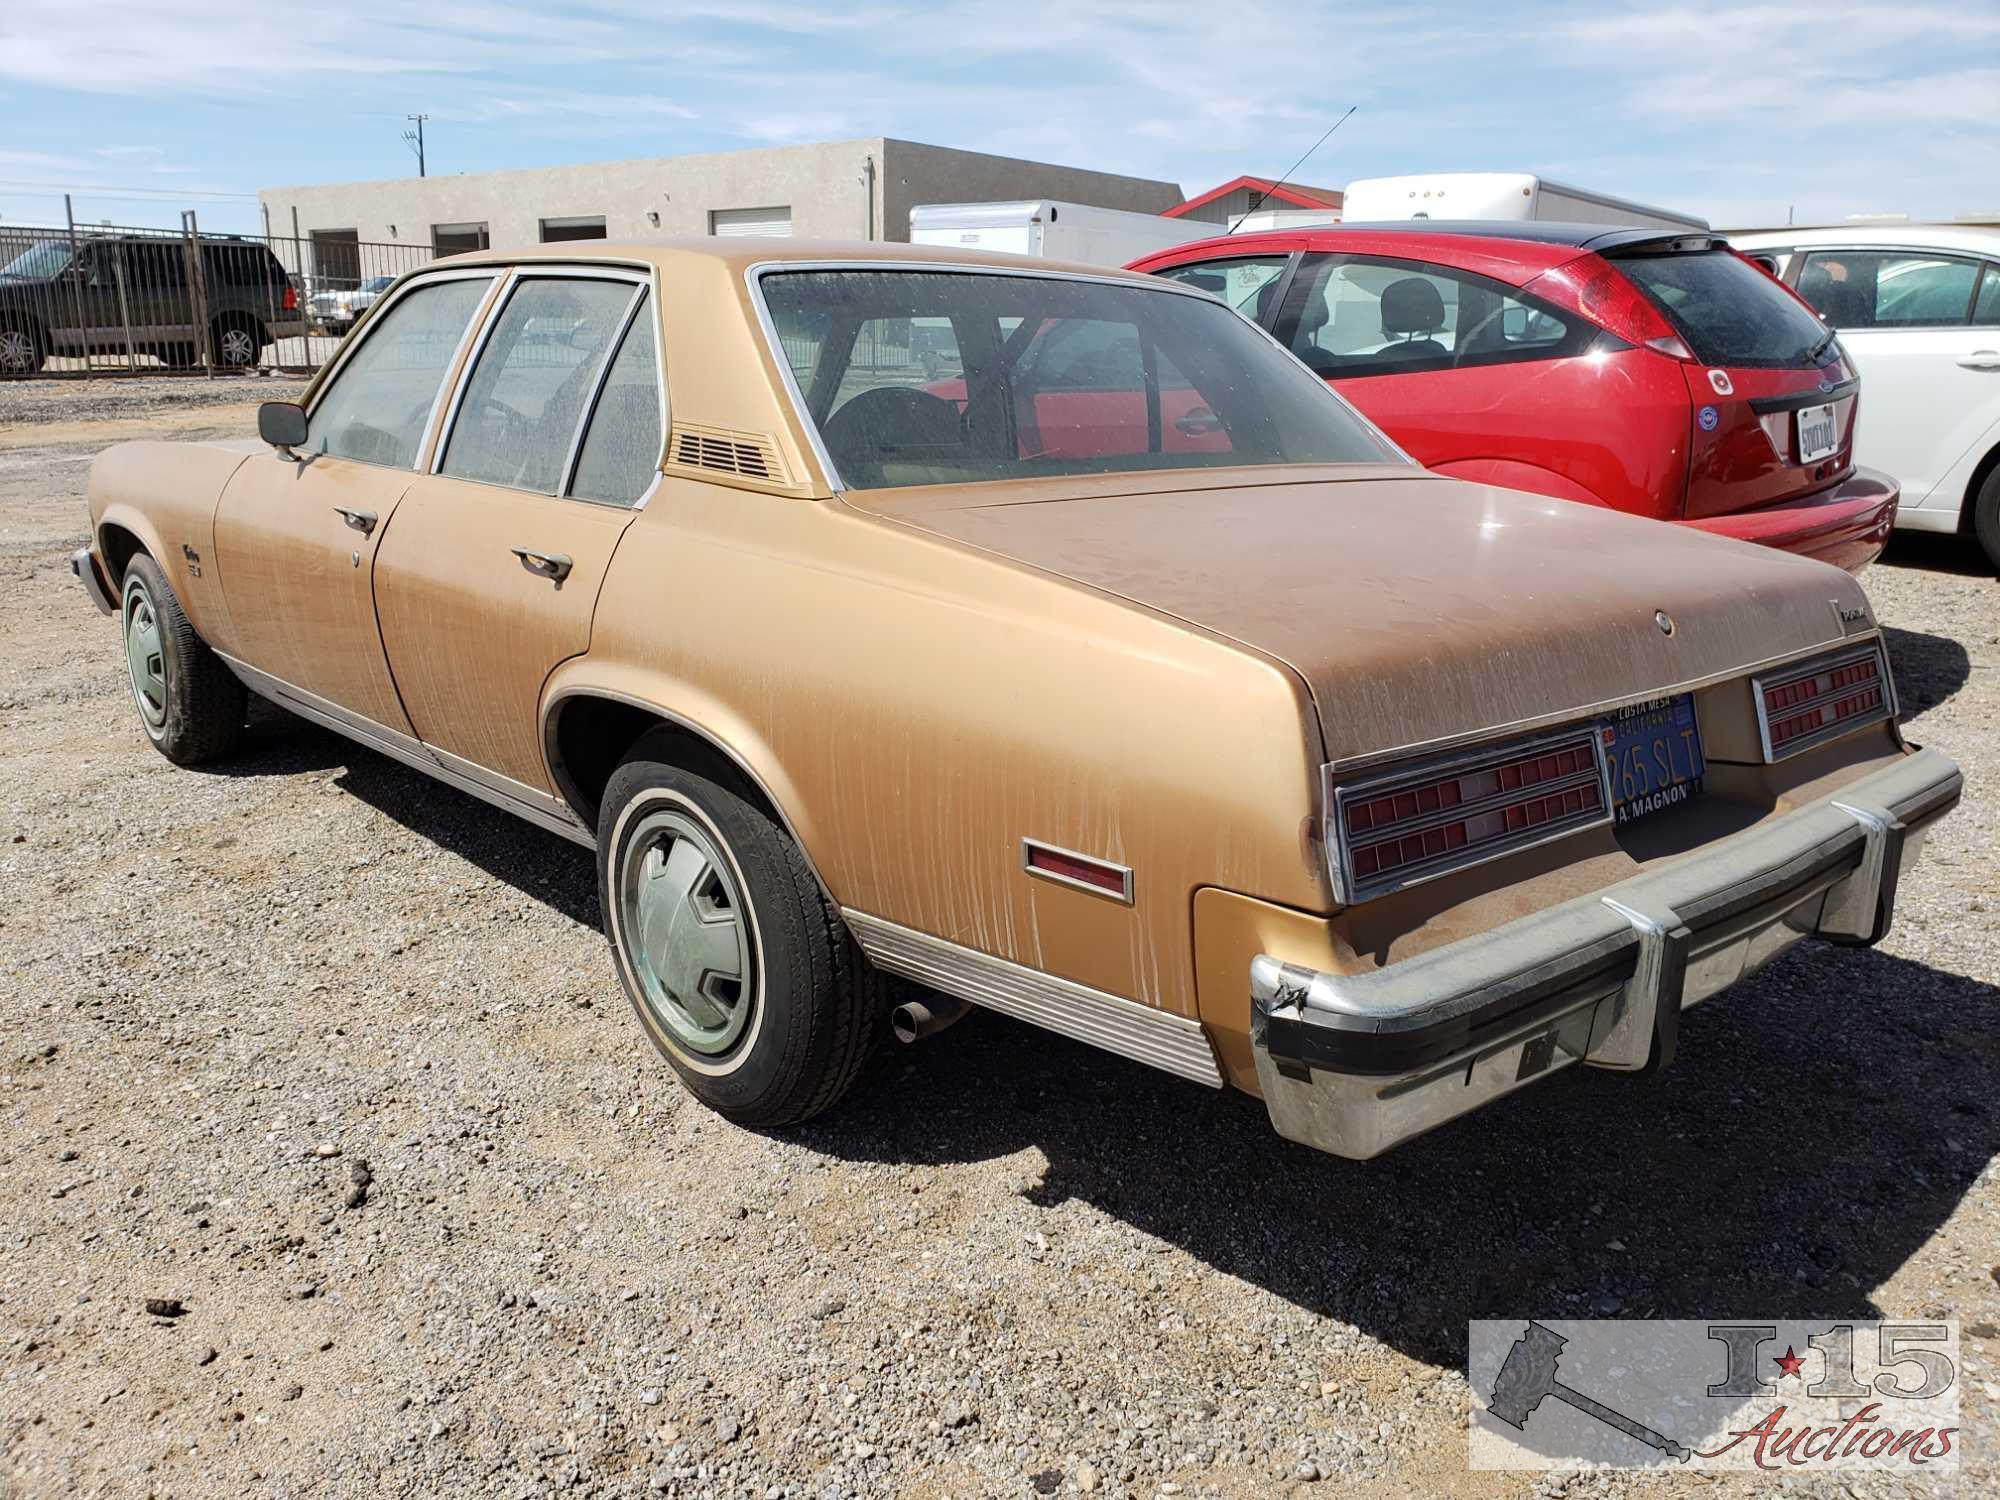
[760,269,1400,490]
[1614,251,1832,368]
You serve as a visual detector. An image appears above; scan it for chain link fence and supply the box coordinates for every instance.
[0,210,433,379]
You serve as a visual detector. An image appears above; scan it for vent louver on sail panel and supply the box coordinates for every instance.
[667,422,789,486]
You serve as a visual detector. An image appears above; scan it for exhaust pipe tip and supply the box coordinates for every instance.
[891,995,971,1044]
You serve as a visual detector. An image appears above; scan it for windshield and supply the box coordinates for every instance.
[1,241,73,280]
[363,276,394,293]
[1614,250,1833,368]
[760,269,1400,490]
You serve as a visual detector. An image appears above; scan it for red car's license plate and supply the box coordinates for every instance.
[1603,694,1705,825]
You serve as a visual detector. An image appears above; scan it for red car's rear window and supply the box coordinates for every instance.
[1613,250,1833,369]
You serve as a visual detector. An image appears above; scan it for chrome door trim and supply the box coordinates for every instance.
[217,652,595,849]
[842,911,1224,1088]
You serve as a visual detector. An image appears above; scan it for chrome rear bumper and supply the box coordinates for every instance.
[1249,747,1962,1159]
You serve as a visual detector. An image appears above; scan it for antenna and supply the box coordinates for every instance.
[1227,106,1356,234]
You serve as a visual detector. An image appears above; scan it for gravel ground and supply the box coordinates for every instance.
[1,376,1996,1499]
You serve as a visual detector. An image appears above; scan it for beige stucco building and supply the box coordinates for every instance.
[260,138,1182,282]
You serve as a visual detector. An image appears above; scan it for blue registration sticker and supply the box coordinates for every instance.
[1602,694,1705,825]
[1697,405,1720,431]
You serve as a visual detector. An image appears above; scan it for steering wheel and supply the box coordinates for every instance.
[820,386,965,476]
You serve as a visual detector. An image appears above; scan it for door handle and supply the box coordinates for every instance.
[1956,350,2000,370]
[511,546,573,583]
[1173,405,1225,436]
[333,506,377,535]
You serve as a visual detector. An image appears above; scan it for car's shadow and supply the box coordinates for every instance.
[1883,625,1972,728]
[208,714,2000,1373]
[1877,529,1994,580]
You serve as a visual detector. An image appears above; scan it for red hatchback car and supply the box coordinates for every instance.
[1130,224,1898,572]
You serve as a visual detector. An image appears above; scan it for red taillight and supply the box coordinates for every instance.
[282,285,298,311]
[1527,254,1692,360]
[1329,729,1611,902]
[1753,643,1894,760]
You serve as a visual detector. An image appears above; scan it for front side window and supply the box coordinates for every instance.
[440,277,639,493]
[569,293,662,506]
[762,269,1398,490]
[1150,255,1291,322]
[1274,255,1586,378]
[306,276,492,468]
[1796,250,1982,329]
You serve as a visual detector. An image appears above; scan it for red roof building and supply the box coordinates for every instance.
[1165,176,1344,226]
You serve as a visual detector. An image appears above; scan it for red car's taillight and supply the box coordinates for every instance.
[282,285,298,311]
[1526,254,1693,361]
[1326,727,1613,903]
[1752,642,1895,761]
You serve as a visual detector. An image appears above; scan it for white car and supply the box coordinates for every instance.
[1730,226,2000,567]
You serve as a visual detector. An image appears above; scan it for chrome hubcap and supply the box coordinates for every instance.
[219,327,255,365]
[124,584,167,731]
[0,329,33,372]
[620,810,754,1056]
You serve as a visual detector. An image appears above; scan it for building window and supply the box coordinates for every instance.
[539,216,607,243]
[432,222,491,256]
[709,206,793,238]
[310,228,361,291]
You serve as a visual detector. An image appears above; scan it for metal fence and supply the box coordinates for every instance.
[0,209,432,379]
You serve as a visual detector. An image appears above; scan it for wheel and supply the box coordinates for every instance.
[598,748,880,1125]
[0,318,46,375]
[211,314,264,368]
[119,554,246,765]
[1973,464,2000,572]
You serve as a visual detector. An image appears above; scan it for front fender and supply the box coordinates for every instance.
[89,440,255,646]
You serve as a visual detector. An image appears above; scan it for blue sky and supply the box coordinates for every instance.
[2,0,1995,235]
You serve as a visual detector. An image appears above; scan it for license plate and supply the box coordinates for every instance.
[1796,401,1838,463]
[1601,694,1705,825]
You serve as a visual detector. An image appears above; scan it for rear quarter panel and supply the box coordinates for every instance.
[550,477,1332,1019]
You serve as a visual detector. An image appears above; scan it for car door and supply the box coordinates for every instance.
[372,268,662,800]
[212,269,499,733]
[1790,246,1998,507]
[1267,252,1635,504]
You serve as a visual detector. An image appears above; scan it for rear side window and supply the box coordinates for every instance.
[1274,254,1588,379]
[1976,266,2000,327]
[1795,250,1982,329]
[1151,255,1290,321]
[569,293,662,506]
[1615,250,1830,367]
[307,277,492,468]
[441,277,639,494]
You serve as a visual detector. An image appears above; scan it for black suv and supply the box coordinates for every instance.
[0,235,305,374]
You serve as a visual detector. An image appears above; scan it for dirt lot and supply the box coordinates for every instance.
[1,376,1996,1499]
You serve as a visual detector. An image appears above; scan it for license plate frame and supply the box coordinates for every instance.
[1796,401,1838,464]
[1602,694,1706,826]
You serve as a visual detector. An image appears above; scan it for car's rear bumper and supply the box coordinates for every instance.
[1248,745,1961,1159]
[71,546,117,616]
[1680,467,1898,574]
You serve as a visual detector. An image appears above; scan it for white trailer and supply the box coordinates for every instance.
[909,201,1219,267]
[1340,173,1706,231]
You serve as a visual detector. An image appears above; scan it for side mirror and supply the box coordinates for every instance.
[258,401,308,460]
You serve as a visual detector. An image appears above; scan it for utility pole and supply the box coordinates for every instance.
[403,114,429,177]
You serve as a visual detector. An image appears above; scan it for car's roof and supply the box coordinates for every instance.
[1130,221,1713,281]
[1726,224,2000,255]
[1325,220,1706,251]
[432,237,1161,286]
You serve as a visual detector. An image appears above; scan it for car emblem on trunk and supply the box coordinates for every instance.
[1655,610,1676,636]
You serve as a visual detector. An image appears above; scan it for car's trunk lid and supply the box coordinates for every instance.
[851,466,1867,763]
[1606,246,1860,520]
